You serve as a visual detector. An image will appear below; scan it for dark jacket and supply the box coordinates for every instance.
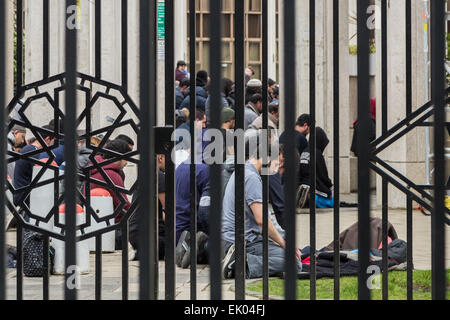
[39,140,65,166]
[176,87,185,110]
[279,130,308,158]
[324,217,399,251]
[269,172,285,229]
[129,170,165,260]
[180,86,208,111]
[205,93,230,126]
[13,144,40,207]
[87,155,130,223]
[299,127,333,198]
[351,118,376,156]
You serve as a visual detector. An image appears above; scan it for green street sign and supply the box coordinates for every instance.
[157,1,165,39]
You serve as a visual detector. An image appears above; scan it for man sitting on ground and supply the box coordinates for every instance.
[129,152,166,260]
[116,134,135,151]
[7,124,27,182]
[297,127,334,209]
[176,78,191,110]
[279,113,311,157]
[88,139,132,224]
[175,155,210,268]
[13,125,56,219]
[244,93,263,131]
[221,138,303,279]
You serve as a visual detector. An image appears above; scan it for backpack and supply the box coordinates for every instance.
[22,229,55,277]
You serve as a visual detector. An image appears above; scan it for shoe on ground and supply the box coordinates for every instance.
[128,242,136,261]
[296,184,310,209]
[221,243,236,280]
[181,246,191,269]
[197,231,209,263]
[176,230,190,268]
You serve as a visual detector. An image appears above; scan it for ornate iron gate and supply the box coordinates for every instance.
[0,0,447,301]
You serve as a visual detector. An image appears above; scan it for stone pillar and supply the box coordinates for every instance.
[375,0,426,208]
[267,0,277,81]
[174,0,187,63]
[6,0,14,102]
[324,0,351,194]
[278,0,351,193]
[24,0,141,188]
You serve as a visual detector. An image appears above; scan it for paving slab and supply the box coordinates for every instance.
[4,199,449,300]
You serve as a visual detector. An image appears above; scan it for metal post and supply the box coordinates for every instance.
[309,0,316,300]
[283,0,297,300]
[139,0,158,300]
[381,0,389,301]
[120,1,131,299]
[356,0,371,300]
[234,0,246,301]
[0,0,6,301]
[64,0,79,301]
[95,235,102,300]
[430,0,446,300]
[405,0,413,301]
[188,0,197,301]
[262,0,269,301]
[165,0,176,301]
[332,0,340,301]
[209,0,222,300]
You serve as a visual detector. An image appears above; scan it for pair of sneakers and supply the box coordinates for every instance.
[296,184,310,209]
[176,230,209,269]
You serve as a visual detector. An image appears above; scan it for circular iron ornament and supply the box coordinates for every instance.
[5,73,141,241]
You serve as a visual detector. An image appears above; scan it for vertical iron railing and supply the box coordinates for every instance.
[209,0,222,300]
[261,0,269,301]
[165,0,176,301]
[15,0,23,299]
[405,0,413,301]
[42,0,50,301]
[332,0,340,301]
[234,0,246,301]
[64,0,78,301]
[188,0,197,301]
[0,0,447,303]
[283,0,297,300]
[139,0,158,300]
[0,0,6,301]
[356,0,371,300]
[430,0,446,300]
[121,0,129,301]
[309,0,316,301]
[381,0,389,301]
[94,0,103,300]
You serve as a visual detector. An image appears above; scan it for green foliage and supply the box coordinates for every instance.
[246,269,450,300]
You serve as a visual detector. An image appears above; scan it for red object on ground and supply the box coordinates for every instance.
[378,236,392,249]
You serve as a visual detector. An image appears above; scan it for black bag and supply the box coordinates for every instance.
[22,229,55,277]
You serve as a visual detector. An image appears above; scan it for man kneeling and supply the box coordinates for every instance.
[221,138,303,279]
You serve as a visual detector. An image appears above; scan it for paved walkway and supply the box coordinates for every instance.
[4,202,450,300]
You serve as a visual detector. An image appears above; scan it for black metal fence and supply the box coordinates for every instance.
[0,0,447,301]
